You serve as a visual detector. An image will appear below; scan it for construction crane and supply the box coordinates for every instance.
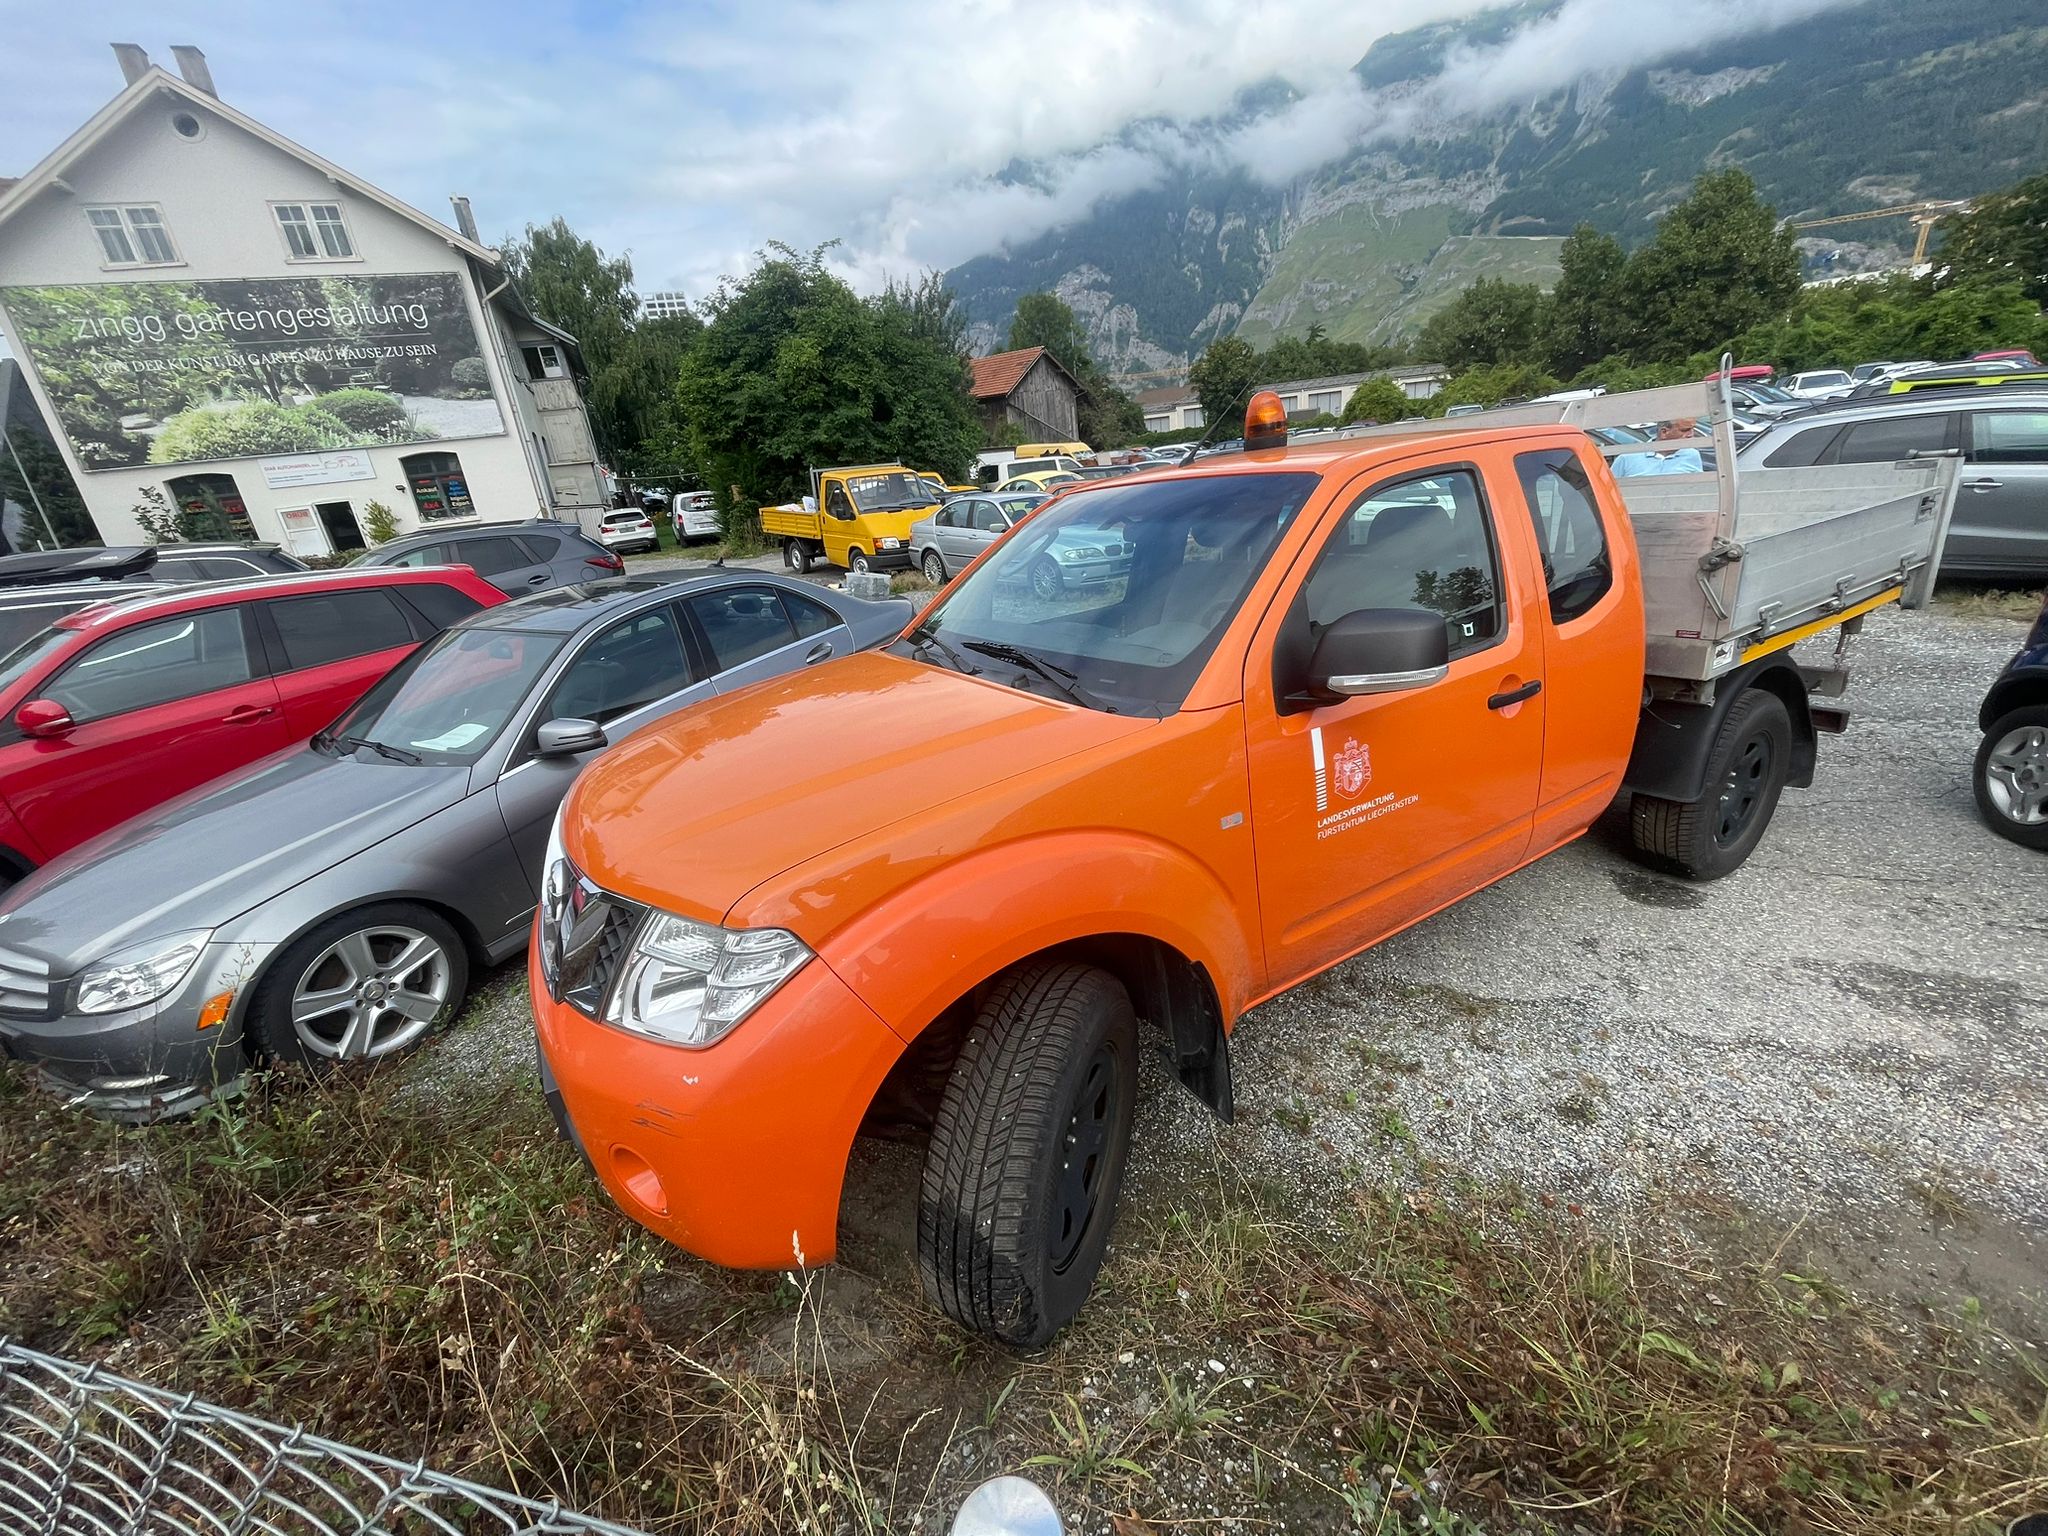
[1790,200,1973,265]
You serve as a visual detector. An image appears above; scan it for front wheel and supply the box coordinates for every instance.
[1974,705,2048,850]
[919,961,1137,1348]
[1030,557,1064,601]
[245,902,469,1069]
[848,548,873,575]
[921,549,947,584]
[1629,688,1792,880]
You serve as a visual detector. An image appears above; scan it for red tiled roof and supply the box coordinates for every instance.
[970,346,1049,401]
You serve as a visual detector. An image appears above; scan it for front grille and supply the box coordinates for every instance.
[0,943,56,1020]
[540,862,643,1019]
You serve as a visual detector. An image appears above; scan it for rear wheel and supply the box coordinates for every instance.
[245,902,469,1069]
[922,549,947,584]
[1974,705,2048,850]
[784,538,812,574]
[1630,688,1792,881]
[919,961,1137,1348]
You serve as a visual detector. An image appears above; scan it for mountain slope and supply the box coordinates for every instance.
[946,0,2046,380]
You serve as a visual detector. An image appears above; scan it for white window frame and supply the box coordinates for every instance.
[522,343,567,381]
[270,199,359,262]
[84,204,181,269]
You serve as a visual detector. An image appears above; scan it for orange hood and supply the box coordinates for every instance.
[564,652,1150,928]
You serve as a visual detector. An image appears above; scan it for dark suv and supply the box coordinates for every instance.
[354,520,624,594]
[1974,592,2048,849]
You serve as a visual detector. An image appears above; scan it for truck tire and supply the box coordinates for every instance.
[1973,705,2048,850]
[918,960,1137,1348]
[849,548,873,575]
[784,538,812,574]
[1629,688,1792,881]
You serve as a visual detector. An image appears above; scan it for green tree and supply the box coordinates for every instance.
[1415,279,1547,369]
[1188,336,1259,433]
[1543,224,1629,378]
[675,245,980,534]
[1007,290,1144,448]
[1620,169,1802,361]
[1432,362,1561,413]
[593,313,703,477]
[1939,173,2048,306]
[501,218,640,456]
[1340,378,1413,425]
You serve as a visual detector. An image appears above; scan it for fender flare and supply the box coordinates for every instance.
[812,829,1260,1053]
[1979,663,2048,732]
[1623,655,1817,803]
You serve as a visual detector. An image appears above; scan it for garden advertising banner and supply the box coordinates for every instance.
[0,272,506,471]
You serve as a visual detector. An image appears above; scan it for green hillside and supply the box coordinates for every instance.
[945,0,2044,376]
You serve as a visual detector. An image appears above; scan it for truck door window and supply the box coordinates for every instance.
[690,587,799,670]
[1511,449,1613,624]
[826,486,857,521]
[1303,470,1502,658]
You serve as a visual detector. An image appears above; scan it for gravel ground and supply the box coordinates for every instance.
[416,600,2047,1322]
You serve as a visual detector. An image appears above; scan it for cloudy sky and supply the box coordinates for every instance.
[0,0,1856,310]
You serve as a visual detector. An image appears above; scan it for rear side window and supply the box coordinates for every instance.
[47,607,253,722]
[269,588,415,670]
[1512,450,1614,625]
[1304,469,1503,659]
[782,590,839,639]
[454,536,531,577]
[1762,426,1840,469]
[516,532,563,561]
[1971,411,2048,464]
[688,587,798,670]
[399,582,487,630]
[1834,413,1955,463]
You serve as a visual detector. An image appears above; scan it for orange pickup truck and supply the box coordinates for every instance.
[532,385,1960,1346]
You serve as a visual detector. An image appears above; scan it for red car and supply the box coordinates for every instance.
[0,567,503,887]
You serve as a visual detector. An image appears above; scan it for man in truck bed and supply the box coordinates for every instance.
[533,391,1877,1348]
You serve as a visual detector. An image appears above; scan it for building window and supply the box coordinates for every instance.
[86,205,178,266]
[1309,390,1343,416]
[1144,415,1171,431]
[402,451,475,522]
[1184,408,1205,429]
[273,201,355,260]
[521,344,566,381]
[163,473,255,540]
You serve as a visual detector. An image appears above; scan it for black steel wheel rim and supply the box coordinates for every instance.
[1052,1043,1120,1272]
[1713,730,1774,847]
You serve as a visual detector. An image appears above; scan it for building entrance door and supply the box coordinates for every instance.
[315,500,365,552]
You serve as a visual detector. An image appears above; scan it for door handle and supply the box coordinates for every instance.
[1487,680,1542,711]
[526,572,551,583]
[804,642,835,665]
[1963,477,2003,491]
[222,704,275,724]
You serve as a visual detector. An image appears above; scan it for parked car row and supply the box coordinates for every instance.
[0,570,911,1117]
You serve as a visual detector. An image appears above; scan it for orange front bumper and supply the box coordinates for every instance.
[530,946,907,1269]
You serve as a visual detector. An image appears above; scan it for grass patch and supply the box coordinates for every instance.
[2,1061,2041,1534]
[1932,580,2044,622]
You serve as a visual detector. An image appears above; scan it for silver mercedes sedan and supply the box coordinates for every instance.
[0,572,910,1119]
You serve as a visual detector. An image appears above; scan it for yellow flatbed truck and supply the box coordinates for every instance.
[760,464,942,574]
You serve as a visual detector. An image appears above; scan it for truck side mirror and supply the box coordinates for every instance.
[1303,609,1449,702]
[15,698,76,739]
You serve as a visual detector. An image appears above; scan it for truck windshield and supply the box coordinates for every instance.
[894,473,1317,716]
[844,472,932,512]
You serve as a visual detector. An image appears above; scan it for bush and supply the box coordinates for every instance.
[450,357,492,398]
[306,388,411,437]
[147,403,353,464]
[1341,378,1414,425]
[360,500,402,545]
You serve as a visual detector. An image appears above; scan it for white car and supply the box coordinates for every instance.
[598,508,661,555]
[1783,369,1856,401]
[671,491,720,542]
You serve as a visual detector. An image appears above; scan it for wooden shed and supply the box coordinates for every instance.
[969,346,1082,443]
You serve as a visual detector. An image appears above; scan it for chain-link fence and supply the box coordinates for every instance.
[0,1339,652,1535]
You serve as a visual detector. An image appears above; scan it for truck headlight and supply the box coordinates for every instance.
[605,911,812,1048]
[74,930,211,1016]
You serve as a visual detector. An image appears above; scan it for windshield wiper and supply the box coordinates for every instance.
[907,623,981,676]
[961,640,1115,713]
[332,734,423,765]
